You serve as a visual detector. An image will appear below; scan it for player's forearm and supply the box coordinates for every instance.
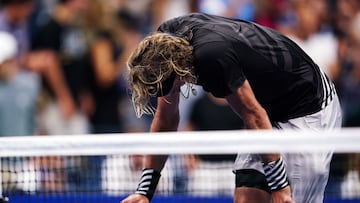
[246,111,281,163]
[245,109,289,193]
[146,115,175,172]
[243,107,273,130]
[135,156,164,201]
[146,114,176,171]
[247,112,281,163]
[248,114,280,163]
[144,155,168,172]
[241,107,285,179]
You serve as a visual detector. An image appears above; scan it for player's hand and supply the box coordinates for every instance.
[271,186,296,203]
[120,194,149,203]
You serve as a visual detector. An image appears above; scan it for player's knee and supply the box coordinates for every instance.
[234,187,271,203]
[309,161,330,181]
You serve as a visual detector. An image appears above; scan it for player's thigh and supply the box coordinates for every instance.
[283,152,331,203]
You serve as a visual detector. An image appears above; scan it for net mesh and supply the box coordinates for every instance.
[0,129,359,203]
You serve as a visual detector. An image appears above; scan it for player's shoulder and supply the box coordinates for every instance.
[193,34,232,60]
[157,12,207,32]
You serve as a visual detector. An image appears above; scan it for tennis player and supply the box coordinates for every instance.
[121,13,342,203]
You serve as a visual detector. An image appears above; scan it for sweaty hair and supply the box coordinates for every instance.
[127,32,197,118]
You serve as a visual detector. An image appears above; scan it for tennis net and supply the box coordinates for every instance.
[0,129,359,203]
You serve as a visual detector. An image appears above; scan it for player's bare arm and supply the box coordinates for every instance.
[225,80,294,203]
[121,78,183,203]
[225,80,272,130]
[145,77,183,172]
[224,80,282,161]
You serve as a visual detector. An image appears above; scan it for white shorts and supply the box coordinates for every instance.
[233,94,342,203]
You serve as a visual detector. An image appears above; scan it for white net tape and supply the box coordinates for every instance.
[0,128,358,157]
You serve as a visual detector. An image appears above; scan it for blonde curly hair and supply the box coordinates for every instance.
[127,32,197,118]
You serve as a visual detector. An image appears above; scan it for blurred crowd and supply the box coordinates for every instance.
[0,0,360,198]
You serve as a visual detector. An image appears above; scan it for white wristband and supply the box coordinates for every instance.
[135,168,161,201]
[263,157,290,191]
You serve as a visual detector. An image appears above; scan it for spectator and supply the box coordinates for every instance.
[309,0,360,198]
[0,32,37,194]
[0,0,76,136]
[0,31,36,136]
[333,1,360,198]
[335,0,360,127]
[74,0,143,192]
[29,0,92,193]
[0,32,37,192]
[0,0,73,194]
[285,0,339,80]
[31,0,90,135]
[81,0,143,134]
